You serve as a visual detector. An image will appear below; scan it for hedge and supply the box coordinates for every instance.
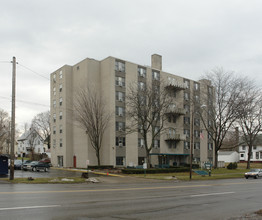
[122,167,190,174]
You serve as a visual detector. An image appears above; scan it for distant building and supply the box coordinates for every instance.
[17,128,46,157]
[50,54,215,168]
[218,151,239,163]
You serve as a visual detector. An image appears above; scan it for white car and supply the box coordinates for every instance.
[244,169,262,179]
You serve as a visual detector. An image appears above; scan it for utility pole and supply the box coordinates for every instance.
[10,56,16,180]
[189,103,194,180]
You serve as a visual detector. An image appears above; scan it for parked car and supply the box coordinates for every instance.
[31,161,50,172]
[244,169,262,179]
[22,160,33,171]
[14,160,23,170]
[23,161,38,171]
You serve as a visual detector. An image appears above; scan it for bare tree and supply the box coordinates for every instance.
[236,82,262,169]
[0,109,10,154]
[126,79,172,167]
[200,67,248,168]
[27,128,38,160]
[31,111,51,149]
[74,87,111,166]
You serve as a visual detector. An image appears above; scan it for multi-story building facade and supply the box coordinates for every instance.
[50,54,214,168]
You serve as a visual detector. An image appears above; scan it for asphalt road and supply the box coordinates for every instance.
[0,178,262,220]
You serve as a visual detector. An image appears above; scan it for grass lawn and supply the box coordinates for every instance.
[129,164,262,181]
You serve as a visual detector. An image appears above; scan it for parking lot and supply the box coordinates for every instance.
[3,168,85,179]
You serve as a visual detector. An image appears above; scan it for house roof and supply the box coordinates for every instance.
[17,128,43,142]
[218,151,237,156]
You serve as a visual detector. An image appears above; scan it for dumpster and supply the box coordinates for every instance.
[0,155,8,175]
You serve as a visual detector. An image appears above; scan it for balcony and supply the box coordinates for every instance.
[165,133,186,142]
[165,81,187,92]
[166,107,186,116]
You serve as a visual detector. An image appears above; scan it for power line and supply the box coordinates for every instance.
[18,63,50,81]
[0,61,11,63]
[0,96,50,107]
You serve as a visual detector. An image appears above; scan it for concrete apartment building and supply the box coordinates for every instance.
[50,54,214,168]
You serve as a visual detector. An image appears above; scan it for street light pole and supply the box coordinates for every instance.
[190,103,194,180]
[10,56,16,180]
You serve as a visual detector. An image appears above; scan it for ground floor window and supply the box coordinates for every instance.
[138,157,146,165]
[116,157,125,166]
[57,156,63,167]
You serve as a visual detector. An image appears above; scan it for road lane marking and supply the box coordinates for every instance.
[190,192,235,197]
[0,181,260,195]
[0,205,61,211]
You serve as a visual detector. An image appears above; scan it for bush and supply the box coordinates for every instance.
[227,162,238,169]
[122,167,190,174]
[87,165,114,169]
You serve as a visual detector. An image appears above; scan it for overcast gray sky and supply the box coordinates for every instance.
[1,0,262,130]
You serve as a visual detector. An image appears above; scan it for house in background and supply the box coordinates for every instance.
[239,145,262,163]
[218,151,239,163]
[17,128,46,157]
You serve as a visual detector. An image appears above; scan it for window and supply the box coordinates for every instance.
[184,129,190,138]
[194,142,200,149]
[184,104,190,114]
[59,125,62,133]
[53,87,56,96]
[152,71,160,80]
[59,111,62,120]
[53,113,56,122]
[194,118,200,126]
[194,130,200,138]
[116,91,125,102]
[184,92,189,101]
[168,142,177,149]
[116,106,125,116]
[115,61,125,72]
[116,122,125,131]
[154,139,160,148]
[53,73,56,83]
[115,76,125,87]
[53,139,56,148]
[256,152,259,159]
[240,153,244,158]
[260,152,262,159]
[253,146,257,150]
[116,137,126,147]
[53,126,56,134]
[184,141,190,150]
[208,143,213,150]
[59,70,63,79]
[59,84,62,92]
[208,132,212,140]
[59,97,63,106]
[194,83,199,90]
[138,138,145,147]
[250,153,253,159]
[138,157,145,165]
[60,138,63,147]
[208,86,213,95]
[184,79,190,89]
[53,100,56,108]
[116,157,125,166]
[138,81,146,90]
[242,146,246,150]
[195,95,200,103]
[138,67,146,77]
[208,120,212,127]
[184,117,190,125]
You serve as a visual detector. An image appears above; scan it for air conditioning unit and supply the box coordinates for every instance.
[141,144,144,148]
[119,143,123,147]
[119,98,123,102]
[119,113,123,117]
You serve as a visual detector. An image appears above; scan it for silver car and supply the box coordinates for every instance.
[244,169,262,179]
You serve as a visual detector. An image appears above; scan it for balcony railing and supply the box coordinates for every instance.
[166,107,186,116]
[165,82,187,91]
[165,133,186,142]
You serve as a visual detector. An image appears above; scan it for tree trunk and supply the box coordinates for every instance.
[214,150,218,169]
[146,149,151,168]
[246,146,252,169]
[96,149,101,166]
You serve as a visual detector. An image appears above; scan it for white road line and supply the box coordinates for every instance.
[0,205,61,211]
[190,192,235,197]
